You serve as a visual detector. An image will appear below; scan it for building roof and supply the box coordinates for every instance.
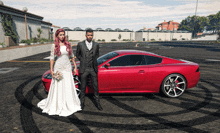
[41,20,52,25]
[160,21,168,24]
[52,25,61,28]
[0,4,43,20]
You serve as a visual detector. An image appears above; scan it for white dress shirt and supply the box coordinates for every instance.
[85,40,92,50]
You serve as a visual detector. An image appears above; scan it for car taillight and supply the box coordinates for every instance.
[196,67,199,72]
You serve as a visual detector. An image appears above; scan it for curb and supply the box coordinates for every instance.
[0,42,78,63]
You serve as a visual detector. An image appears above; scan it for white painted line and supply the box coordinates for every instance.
[0,67,19,74]
[44,56,51,59]
[206,59,220,62]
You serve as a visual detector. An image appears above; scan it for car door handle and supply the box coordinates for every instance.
[138,70,145,73]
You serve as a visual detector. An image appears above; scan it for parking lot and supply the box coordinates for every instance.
[0,42,220,133]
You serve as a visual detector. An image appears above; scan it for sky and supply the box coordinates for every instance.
[2,0,220,31]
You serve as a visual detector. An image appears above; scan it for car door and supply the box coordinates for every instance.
[143,55,163,92]
[100,55,148,92]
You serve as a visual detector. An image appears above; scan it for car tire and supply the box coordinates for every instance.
[161,73,187,98]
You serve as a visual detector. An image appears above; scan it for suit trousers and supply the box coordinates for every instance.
[80,67,99,105]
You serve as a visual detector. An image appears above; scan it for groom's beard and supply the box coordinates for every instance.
[87,38,92,42]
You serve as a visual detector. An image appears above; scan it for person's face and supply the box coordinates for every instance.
[57,32,65,42]
[86,32,93,42]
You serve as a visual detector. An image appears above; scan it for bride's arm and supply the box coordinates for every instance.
[70,50,77,75]
[71,57,77,75]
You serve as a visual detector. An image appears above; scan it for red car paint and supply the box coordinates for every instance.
[42,50,200,94]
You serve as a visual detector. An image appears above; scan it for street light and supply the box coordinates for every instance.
[23,7,28,40]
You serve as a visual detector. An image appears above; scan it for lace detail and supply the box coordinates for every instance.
[50,44,55,61]
[70,52,74,58]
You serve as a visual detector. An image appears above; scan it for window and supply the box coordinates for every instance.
[144,55,162,65]
[163,28,166,30]
[109,55,146,66]
[97,52,119,66]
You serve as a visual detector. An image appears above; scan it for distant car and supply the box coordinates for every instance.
[42,50,200,98]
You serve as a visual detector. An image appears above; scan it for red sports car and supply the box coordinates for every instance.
[42,50,200,98]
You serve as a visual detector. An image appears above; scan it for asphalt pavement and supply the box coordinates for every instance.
[0,42,220,133]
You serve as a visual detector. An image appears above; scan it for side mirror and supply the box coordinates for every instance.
[104,63,110,69]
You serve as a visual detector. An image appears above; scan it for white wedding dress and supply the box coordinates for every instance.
[37,44,81,117]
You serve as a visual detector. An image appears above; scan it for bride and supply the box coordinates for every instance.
[37,29,81,116]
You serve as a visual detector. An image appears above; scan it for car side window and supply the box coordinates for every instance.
[109,55,146,66]
[144,55,162,65]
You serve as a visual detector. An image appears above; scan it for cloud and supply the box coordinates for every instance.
[6,0,219,20]
[3,0,220,30]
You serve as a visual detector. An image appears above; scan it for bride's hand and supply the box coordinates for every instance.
[74,68,77,75]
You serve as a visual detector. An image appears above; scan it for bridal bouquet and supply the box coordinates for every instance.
[53,71,63,81]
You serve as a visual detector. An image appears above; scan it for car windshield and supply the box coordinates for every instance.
[97,52,119,66]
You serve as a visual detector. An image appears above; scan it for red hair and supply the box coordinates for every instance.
[54,29,72,57]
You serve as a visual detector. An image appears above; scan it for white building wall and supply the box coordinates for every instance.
[41,23,50,39]
[135,32,143,41]
[0,13,4,43]
[65,30,192,42]
[94,32,133,42]
[27,19,41,39]
[143,32,192,41]
[66,31,85,41]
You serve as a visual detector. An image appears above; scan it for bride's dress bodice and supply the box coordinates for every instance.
[50,44,74,72]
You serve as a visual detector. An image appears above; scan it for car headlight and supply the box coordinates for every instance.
[44,73,52,79]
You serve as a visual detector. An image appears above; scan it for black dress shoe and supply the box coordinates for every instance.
[96,102,103,111]
[81,104,85,110]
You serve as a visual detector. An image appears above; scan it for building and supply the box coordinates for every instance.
[0,1,52,44]
[65,27,191,42]
[51,25,61,40]
[66,27,135,42]
[156,20,179,31]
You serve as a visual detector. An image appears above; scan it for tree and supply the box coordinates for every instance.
[178,15,198,37]
[1,13,17,42]
[37,28,42,39]
[118,34,121,40]
[207,11,220,33]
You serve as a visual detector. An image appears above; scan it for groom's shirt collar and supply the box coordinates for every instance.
[85,40,92,50]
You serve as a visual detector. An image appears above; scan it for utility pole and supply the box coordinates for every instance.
[193,0,199,38]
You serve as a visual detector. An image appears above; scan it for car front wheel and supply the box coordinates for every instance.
[161,74,187,98]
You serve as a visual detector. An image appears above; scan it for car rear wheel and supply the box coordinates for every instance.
[161,74,186,98]
[73,75,81,97]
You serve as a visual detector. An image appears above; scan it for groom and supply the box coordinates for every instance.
[76,29,103,111]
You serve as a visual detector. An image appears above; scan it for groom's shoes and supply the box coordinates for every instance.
[95,99,103,111]
[81,103,85,111]
[96,102,103,111]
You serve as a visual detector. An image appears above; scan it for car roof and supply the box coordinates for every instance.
[114,50,160,56]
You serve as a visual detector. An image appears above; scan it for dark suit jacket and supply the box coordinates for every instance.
[76,40,99,73]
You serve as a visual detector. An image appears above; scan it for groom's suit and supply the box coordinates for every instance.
[76,40,100,108]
